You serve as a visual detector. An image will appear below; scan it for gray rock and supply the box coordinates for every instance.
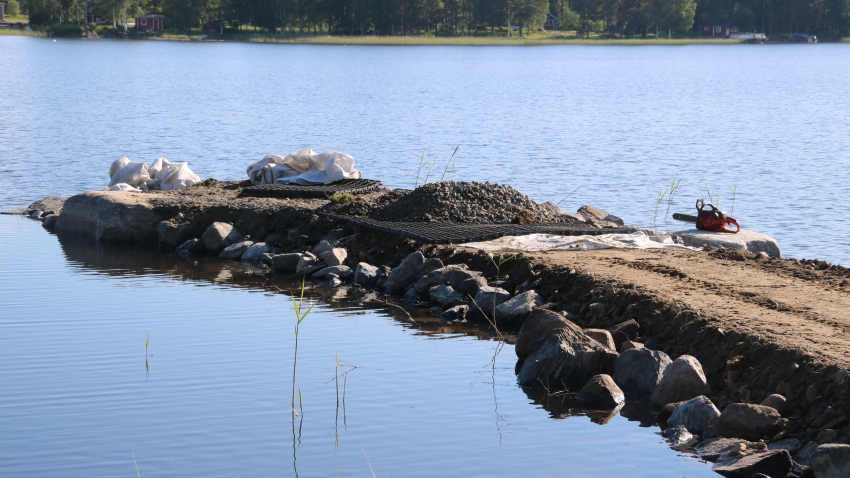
[575,374,625,408]
[818,429,841,444]
[769,437,803,455]
[441,305,468,321]
[42,214,59,230]
[384,251,424,292]
[667,395,720,435]
[414,258,444,278]
[609,318,640,339]
[515,309,581,360]
[468,286,511,321]
[663,425,699,451]
[219,240,253,260]
[583,328,616,350]
[540,201,566,215]
[795,441,821,466]
[241,242,271,262]
[620,340,644,352]
[312,240,334,256]
[613,348,673,399]
[456,276,488,297]
[273,253,303,273]
[328,275,342,288]
[296,252,319,273]
[445,267,481,290]
[319,229,346,246]
[649,355,710,407]
[312,265,353,281]
[696,437,763,462]
[319,248,347,267]
[414,264,465,294]
[202,222,243,254]
[54,191,161,243]
[578,205,611,220]
[716,403,782,441]
[429,284,457,306]
[29,209,43,219]
[25,196,67,215]
[354,262,380,286]
[177,238,201,253]
[811,443,850,478]
[299,263,327,277]
[604,214,625,226]
[261,253,275,265]
[494,290,544,328]
[672,229,782,258]
[517,327,619,391]
[263,233,286,247]
[760,394,792,417]
[713,449,793,478]
[658,400,687,423]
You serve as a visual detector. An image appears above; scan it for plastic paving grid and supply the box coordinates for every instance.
[319,213,639,244]
[240,179,383,198]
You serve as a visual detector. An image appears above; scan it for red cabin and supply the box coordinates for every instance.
[136,13,165,31]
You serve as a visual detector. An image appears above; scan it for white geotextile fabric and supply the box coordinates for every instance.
[461,231,700,252]
[247,148,361,185]
[105,156,201,192]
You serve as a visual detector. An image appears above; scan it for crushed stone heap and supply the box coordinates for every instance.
[336,181,576,224]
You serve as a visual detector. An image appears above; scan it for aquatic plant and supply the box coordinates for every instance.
[413,149,433,188]
[730,177,739,216]
[290,279,315,419]
[133,453,141,478]
[704,181,720,208]
[664,177,684,220]
[439,145,460,182]
[653,187,667,228]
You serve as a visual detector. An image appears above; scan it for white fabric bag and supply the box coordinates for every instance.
[246,148,361,185]
[108,162,151,188]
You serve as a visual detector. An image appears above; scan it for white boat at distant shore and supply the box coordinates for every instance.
[730,32,767,42]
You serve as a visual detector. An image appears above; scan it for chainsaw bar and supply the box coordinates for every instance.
[673,213,698,223]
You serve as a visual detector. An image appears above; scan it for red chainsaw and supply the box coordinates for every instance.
[672,199,740,233]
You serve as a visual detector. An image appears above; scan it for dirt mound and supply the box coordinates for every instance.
[335,181,574,224]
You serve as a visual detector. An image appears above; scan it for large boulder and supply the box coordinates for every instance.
[811,444,850,478]
[414,265,466,294]
[716,403,782,441]
[494,290,544,328]
[202,222,243,254]
[273,253,303,273]
[713,449,793,478]
[517,327,619,391]
[575,374,625,408]
[312,240,334,256]
[241,242,271,262]
[415,258,444,278]
[672,229,782,258]
[296,252,319,273]
[384,251,424,292]
[613,348,672,399]
[456,276,488,297]
[354,262,381,286]
[515,309,581,360]
[609,319,640,339]
[667,395,720,435]
[583,328,616,351]
[218,240,253,260]
[649,355,710,406]
[55,191,163,244]
[429,284,458,306]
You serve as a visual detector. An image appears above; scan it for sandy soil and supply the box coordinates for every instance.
[524,247,850,369]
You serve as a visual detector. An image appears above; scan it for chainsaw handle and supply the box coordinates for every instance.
[696,198,705,211]
[725,218,740,233]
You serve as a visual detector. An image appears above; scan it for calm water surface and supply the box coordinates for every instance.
[1,37,850,263]
[0,216,716,476]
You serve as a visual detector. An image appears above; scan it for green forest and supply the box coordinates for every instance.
[14,0,850,38]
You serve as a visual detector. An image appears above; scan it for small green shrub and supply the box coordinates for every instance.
[329,193,357,204]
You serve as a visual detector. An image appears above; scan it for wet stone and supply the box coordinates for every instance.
[384,251,424,292]
[219,240,253,261]
[663,425,699,451]
[515,309,581,361]
[613,348,672,399]
[494,290,543,328]
[667,395,720,435]
[441,305,468,321]
[713,449,792,478]
[575,374,625,408]
[716,404,782,441]
[241,242,271,262]
[354,262,380,286]
[273,253,303,273]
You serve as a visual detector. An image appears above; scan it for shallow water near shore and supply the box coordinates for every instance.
[1,36,850,264]
[0,216,717,476]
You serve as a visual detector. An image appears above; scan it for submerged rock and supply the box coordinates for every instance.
[273,253,303,273]
[515,309,580,360]
[667,395,720,435]
[312,265,353,281]
[716,403,782,441]
[663,425,699,451]
[177,238,201,253]
[649,355,710,407]
[517,327,618,391]
[241,242,271,262]
[575,374,625,408]
[441,305,468,321]
[613,348,672,399]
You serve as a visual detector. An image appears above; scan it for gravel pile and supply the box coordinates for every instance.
[355,181,574,224]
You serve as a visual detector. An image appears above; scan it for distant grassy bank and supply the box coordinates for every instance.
[4,25,844,44]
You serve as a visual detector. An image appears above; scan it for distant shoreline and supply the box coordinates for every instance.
[0,29,795,45]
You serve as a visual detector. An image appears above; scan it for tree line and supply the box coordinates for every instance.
[20,0,850,37]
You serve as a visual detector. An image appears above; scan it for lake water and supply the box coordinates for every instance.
[0,216,716,476]
[1,37,850,263]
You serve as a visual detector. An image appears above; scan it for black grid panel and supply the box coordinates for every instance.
[240,179,383,198]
